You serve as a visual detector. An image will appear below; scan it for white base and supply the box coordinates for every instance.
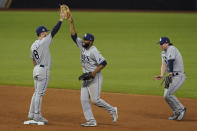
[24,120,45,125]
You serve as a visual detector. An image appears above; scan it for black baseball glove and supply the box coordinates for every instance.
[78,72,94,81]
[161,74,173,88]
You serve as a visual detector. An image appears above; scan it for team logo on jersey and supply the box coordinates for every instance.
[81,54,90,62]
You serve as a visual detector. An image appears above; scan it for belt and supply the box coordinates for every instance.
[173,72,185,76]
[173,72,184,76]
[40,65,44,67]
[173,72,179,76]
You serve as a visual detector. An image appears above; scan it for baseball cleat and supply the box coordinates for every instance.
[177,107,187,121]
[112,107,118,123]
[24,120,45,125]
[24,120,35,125]
[168,112,180,120]
[81,120,97,127]
[33,117,48,124]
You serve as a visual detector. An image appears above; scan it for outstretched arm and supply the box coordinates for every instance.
[51,11,65,38]
[68,12,78,43]
[68,12,76,36]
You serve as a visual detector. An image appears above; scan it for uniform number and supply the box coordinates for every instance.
[33,50,39,59]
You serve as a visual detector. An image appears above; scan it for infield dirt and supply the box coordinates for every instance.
[0,85,197,131]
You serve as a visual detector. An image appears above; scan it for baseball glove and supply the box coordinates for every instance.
[78,72,94,81]
[161,74,173,88]
[60,4,70,19]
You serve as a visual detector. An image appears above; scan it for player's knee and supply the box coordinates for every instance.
[91,98,99,105]
[164,93,168,100]
[163,93,172,100]
[35,91,44,96]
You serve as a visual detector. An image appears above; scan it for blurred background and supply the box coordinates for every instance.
[0,0,197,11]
[0,0,196,98]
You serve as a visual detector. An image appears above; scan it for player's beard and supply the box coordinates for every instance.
[82,42,90,49]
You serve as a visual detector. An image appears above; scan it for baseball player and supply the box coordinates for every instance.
[67,11,118,127]
[154,37,186,120]
[24,11,65,125]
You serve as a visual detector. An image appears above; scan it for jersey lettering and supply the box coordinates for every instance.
[81,54,90,62]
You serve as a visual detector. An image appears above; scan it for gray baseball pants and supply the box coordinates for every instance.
[164,73,186,113]
[28,65,50,119]
[80,73,115,122]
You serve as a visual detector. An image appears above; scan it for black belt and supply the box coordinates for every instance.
[173,72,179,76]
[40,65,44,67]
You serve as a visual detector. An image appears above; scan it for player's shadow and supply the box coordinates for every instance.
[144,112,197,122]
[143,112,167,120]
[178,119,197,122]
[97,122,119,126]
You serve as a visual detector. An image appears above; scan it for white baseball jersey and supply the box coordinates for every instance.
[75,37,105,73]
[30,33,52,68]
[161,46,184,73]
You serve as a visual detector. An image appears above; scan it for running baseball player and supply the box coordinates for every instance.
[67,11,118,127]
[154,37,186,120]
[24,10,65,125]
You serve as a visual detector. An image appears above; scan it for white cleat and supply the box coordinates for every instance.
[112,107,118,123]
[24,120,45,125]
[33,117,48,124]
[81,120,97,127]
[168,112,180,120]
[177,108,187,121]
[24,120,34,125]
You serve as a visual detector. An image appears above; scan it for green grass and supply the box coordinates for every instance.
[0,10,197,98]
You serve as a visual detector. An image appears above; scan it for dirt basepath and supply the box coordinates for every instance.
[0,85,197,131]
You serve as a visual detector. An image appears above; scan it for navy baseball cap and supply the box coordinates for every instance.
[83,33,94,42]
[36,26,49,36]
[157,37,170,45]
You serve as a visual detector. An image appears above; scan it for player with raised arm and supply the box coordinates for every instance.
[67,11,118,127]
[24,8,65,125]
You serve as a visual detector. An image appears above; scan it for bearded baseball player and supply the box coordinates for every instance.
[154,37,186,120]
[67,11,118,127]
[24,10,65,125]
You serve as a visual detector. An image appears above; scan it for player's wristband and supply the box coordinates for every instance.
[100,60,107,66]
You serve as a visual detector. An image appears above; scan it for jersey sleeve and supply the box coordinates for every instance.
[51,21,62,38]
[30,44,35,60]
[92,48,105,65]
[71,34,83,50]
[30,50,34,59]
[167,46,176,60]
[76,37,83,50]
[41,33,53,46]
[161,51,165,63]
